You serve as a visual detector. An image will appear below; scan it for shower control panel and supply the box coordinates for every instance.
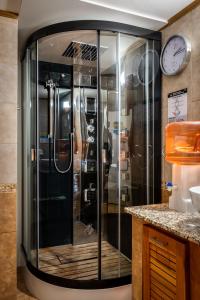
[80,93,97,229]
[87,118,96,143]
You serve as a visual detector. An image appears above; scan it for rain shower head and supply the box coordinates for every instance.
[62,41,107,61]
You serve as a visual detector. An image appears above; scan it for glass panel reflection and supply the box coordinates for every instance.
[100,31,122,279]
[22,42,38,267]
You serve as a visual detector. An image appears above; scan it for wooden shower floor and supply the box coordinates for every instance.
[39,241,131,280]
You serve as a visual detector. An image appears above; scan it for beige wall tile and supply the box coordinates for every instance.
[0,192,16,234]
[0,15,18,300]
[17,294,37,300]
[0,103,17,143]
[0,144,17,183]
[0,17,17,66]
[161,5,200,188]
[0,63,17,104]
[163,12,193,42]
[0,232,16,298]
[0,231,16,259]
[191,55,200,101]
[191,5,200,60]
[0,16,17,25]
[163,63,192,90]
[191,98,200,120]
[3,296,17,300]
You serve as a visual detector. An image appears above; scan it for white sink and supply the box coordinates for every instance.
[189,186,200,212]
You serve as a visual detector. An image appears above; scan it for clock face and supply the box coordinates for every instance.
[160,35,191,76]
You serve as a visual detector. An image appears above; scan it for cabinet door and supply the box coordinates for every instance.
[143,225,189,300]
[190,242,200,300]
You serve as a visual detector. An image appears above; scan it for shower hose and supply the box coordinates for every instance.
[53,85,73,174]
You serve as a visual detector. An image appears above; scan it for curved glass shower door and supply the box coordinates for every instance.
[22,41,38,268]
[22,23,161,287]
[37,31,99,279]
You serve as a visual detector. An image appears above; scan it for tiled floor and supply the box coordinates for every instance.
[17,291,37,300]
[17,268,37,300]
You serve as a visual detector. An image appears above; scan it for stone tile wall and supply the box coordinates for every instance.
[0,16,17,184]
[0,186,16,299]
[0,15,18,300]
[161,5,200,187]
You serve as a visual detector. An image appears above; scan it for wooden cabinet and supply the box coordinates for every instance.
[189,242,200,300]
[143,225,189,300]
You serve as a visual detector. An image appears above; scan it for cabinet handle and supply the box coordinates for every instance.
[150,236,168,248]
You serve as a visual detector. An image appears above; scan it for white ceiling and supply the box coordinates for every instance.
[80,0,193,21]
[19,0,194,54]
[0,0,21,13]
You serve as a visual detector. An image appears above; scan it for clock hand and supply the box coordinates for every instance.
[173,47,181,56]
[173,48,185,56]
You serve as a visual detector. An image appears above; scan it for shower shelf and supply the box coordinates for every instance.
[73,85,97,89]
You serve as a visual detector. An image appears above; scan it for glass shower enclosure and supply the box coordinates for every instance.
[22,21,161,288]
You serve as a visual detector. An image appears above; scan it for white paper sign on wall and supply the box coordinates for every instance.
[168,88,187,123]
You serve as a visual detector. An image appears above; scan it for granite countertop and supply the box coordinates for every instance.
[0,183,16,193]
[125,203,200,245]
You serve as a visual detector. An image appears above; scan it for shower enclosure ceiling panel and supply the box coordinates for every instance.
[22,22,161,289]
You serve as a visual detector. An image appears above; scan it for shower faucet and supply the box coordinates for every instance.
[87,124,95,133]
[87,136,95,143]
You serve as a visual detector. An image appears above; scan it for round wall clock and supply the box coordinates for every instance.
[160,34,191,76]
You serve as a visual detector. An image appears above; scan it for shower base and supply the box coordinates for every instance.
[24,265,132,300]
[38,241,131,280]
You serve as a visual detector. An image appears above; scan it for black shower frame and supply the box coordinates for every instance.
[22,20,162,290]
